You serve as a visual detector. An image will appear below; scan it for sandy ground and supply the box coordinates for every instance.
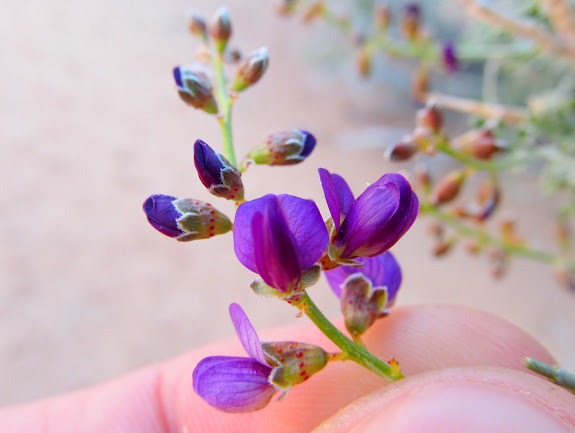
[1,0,574,407]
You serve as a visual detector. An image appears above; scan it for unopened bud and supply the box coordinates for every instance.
[187,12,208,41]
[356,47,372,78]
[466,240,482,255]
[455,128,501,160]
[277,0,297,16]
[552,218,571,252]
[340,274,388,337]
[411,68,429,101]
[374,4,391,32]
[231,47,269,92]
[553,266,575,292]
[427,222,443,238]
[432,171,467,205]
[247,129,316,166]
[262,342,328,389]
[474,180,500,222]
[433,239,453,257]
[415,164,432,190]
[441,42,458,73]
[173,66,218,114]
[225,48,242,63]
[416,104,443,133]
[210,6,232,54]
[302,1,325,23]
[385,140,418,161]
[194,139,244,201]
[401,3,421,41]
[489,249,508,279]
[143,195,232,242]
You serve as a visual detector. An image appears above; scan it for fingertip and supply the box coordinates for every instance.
[312,367,575,433]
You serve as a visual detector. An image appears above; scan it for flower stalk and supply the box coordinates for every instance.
[292,292,404,382]
[524,357,575,394]
[212,52,238,168]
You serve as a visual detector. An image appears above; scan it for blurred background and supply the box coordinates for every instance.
[1,0,574,406]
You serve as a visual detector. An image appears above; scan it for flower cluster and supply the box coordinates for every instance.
[143,7,419,415]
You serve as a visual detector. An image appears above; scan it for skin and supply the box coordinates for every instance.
[1,304,574,433]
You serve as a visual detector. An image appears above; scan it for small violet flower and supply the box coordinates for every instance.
[319,169,419,262]
[143,194,231,241]
[193,303,327,413]
[325,252,402,336]
[234,194,328,294]
[442,42,458,73]
[194,139,244,201]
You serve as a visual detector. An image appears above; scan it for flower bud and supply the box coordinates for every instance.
[231,48,269,92]
[340,274,388,337]
[143,194,232,241]
[187,12,208,41]
[416,104,443,134]
[262,342,328,389]
[411,67,429,101]
[277,0,297,16]
[401,3,421,41]
[356,47,372,78]
[474,180,500,222]
[173,66,218,114]
[384,140,419,161]
[225,48,242,63]
[455,128,501,160]
[247,130,316,166]
[432,171,467,205]
[433,239,453,257]
[194,139,244,201]
[210,6,232,54]
[302,2,325,23]
[374,4,391,32]
[442,42,458,73]
[553,218,571,252]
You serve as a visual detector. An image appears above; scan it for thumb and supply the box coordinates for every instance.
[312,366,575,433]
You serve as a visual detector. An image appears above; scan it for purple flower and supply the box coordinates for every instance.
[193,303,278,413]
[143,194,232,241]
[442,42,458,73]
[234,194,328,293]
[325,252,402,307]
[319,169,419,260]
[247,130,316,166]
[193,304,328,412]
[194,139,244,201]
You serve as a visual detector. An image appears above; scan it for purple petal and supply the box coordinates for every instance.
[338,183,400,258]
[173,66,183,88]
[299,130,316,158]
[229,303,270,366]
[276,195,328,269]
[379,252,402,305]
[252,207,301,293]
[194,139,225,188]
[324,252,402,305]
[318,168,355,232]
[234,194,328,273]
[142,194,184,238]
[193,356,276,413]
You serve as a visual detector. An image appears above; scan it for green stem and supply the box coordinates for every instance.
[420,201,560,264]
[212,53,237,167]
[434,139,526,172]
[525,358,575,394]
[292,292,404,382]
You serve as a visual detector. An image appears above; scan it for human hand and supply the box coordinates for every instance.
[1,305,574,432]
